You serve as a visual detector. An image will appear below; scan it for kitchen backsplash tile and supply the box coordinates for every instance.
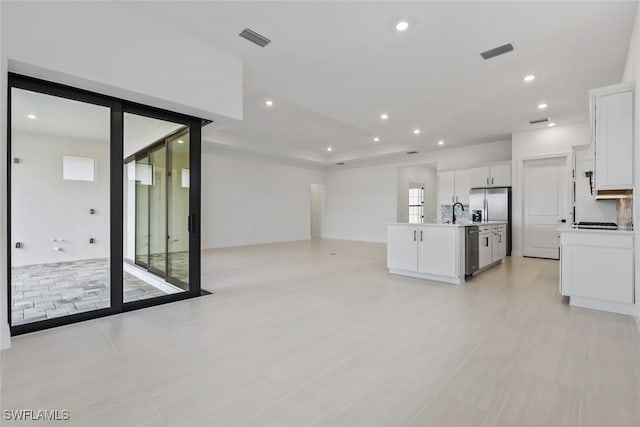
[441,204,470,223]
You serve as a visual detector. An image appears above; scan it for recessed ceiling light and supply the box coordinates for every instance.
[395,21,409,32]
[327,147,333,152]
[373,137,380,142]
[265,99,274,107]
[538,103,548,109]
[27,114,36,119]
[523,74,536,82]
[548,122,556,127]
[177,140,184,144]
[437,140,444,145]
[413,129,421,135]
[380,113,389,120]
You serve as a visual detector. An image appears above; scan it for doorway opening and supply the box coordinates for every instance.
[310,184,325,238]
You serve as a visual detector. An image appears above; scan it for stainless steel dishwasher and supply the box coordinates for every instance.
[465,226,480,279]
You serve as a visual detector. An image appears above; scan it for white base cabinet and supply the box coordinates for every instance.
[560,229,635,315]
[387,224,464,284]
[478,224,506,269]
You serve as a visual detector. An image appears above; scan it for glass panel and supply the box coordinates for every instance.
[168,131,190,287]
[10,88,111,326]
[135,156,150,267]
[123,112,187,302]
[148,146,167,275]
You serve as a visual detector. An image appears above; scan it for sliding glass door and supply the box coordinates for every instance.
[122,113,197,304]
[9,74,202,335]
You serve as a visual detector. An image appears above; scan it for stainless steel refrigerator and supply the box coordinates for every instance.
[469,187,512,256]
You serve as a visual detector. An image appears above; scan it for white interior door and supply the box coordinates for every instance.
[310,184,325,238]
[523,156,568,259]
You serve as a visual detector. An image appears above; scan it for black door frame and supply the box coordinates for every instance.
[7,73,203,335]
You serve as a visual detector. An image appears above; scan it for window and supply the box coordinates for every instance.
[62,155,95,181]
[408,185,424,223]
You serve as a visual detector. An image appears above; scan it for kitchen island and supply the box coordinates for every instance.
[387,222,507,284]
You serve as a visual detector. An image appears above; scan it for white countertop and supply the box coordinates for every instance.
[558,226,634,235]
[389,221,507,228]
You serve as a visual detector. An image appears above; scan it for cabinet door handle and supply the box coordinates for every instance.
[484,237,489,246]
[491,177,494,185]
[499,235,502,243]
[486,177,489,185]
[413,230,417,241]
[420,230,423,242]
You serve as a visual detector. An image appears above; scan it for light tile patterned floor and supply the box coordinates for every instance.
[2,240,639,426]
[11,259,170,326]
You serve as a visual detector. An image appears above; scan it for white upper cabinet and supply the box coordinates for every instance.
[591,82,634,192]
[490,164,511,187]
[437,170,456,206]
[438,169,473,206]
[470,164,511,188]
[471,166,491,187]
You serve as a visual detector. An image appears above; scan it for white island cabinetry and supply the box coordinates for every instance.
[387,223,464,284]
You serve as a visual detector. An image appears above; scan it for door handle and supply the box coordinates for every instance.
[413,230,417,241]
[187,214,196,233]
[558,219,567,223]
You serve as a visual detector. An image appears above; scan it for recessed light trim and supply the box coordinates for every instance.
[380,113,389,120]
[327,147,333,152]
[373,137,380,142]
[395,21,409,32]
[537,103,548,109]
[524,74,536,82]
[437,140,444,145]
[27,114,36,119]
[548,122,556,127]
[265,99,274,107]
[413,129,421,135]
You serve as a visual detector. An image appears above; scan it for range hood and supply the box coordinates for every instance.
[595,189,633,200]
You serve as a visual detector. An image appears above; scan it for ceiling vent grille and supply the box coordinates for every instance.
[336,162,345,166]
[406,151,418,155]
[480,43,514,60]
[529,117,550,125]
[239,28,271,47]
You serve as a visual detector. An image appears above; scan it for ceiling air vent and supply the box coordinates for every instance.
[480,43,514,60]
[336,162,345,166]
[239,28,271,47]
[201,119,213,127]
[529,117,550,125]
[406,151,418,155]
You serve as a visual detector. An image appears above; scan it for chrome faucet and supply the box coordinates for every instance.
[452,202,465,224]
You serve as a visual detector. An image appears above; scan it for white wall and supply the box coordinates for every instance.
[2,1,242,124]
[511,122,591,256]
[11,132,110,266]
[325,140,511,243]
[622,4,640,321]
[202,146,325,248]
[397,165,438,223]
[1,0,10,349]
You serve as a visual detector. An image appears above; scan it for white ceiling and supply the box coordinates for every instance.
[120,1,637,165]
[24,2,640,166]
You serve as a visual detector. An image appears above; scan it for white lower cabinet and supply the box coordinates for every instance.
[560,230,635,314]
[478,225,505,269]
[387,224,462,284]
[387,225,418,272]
